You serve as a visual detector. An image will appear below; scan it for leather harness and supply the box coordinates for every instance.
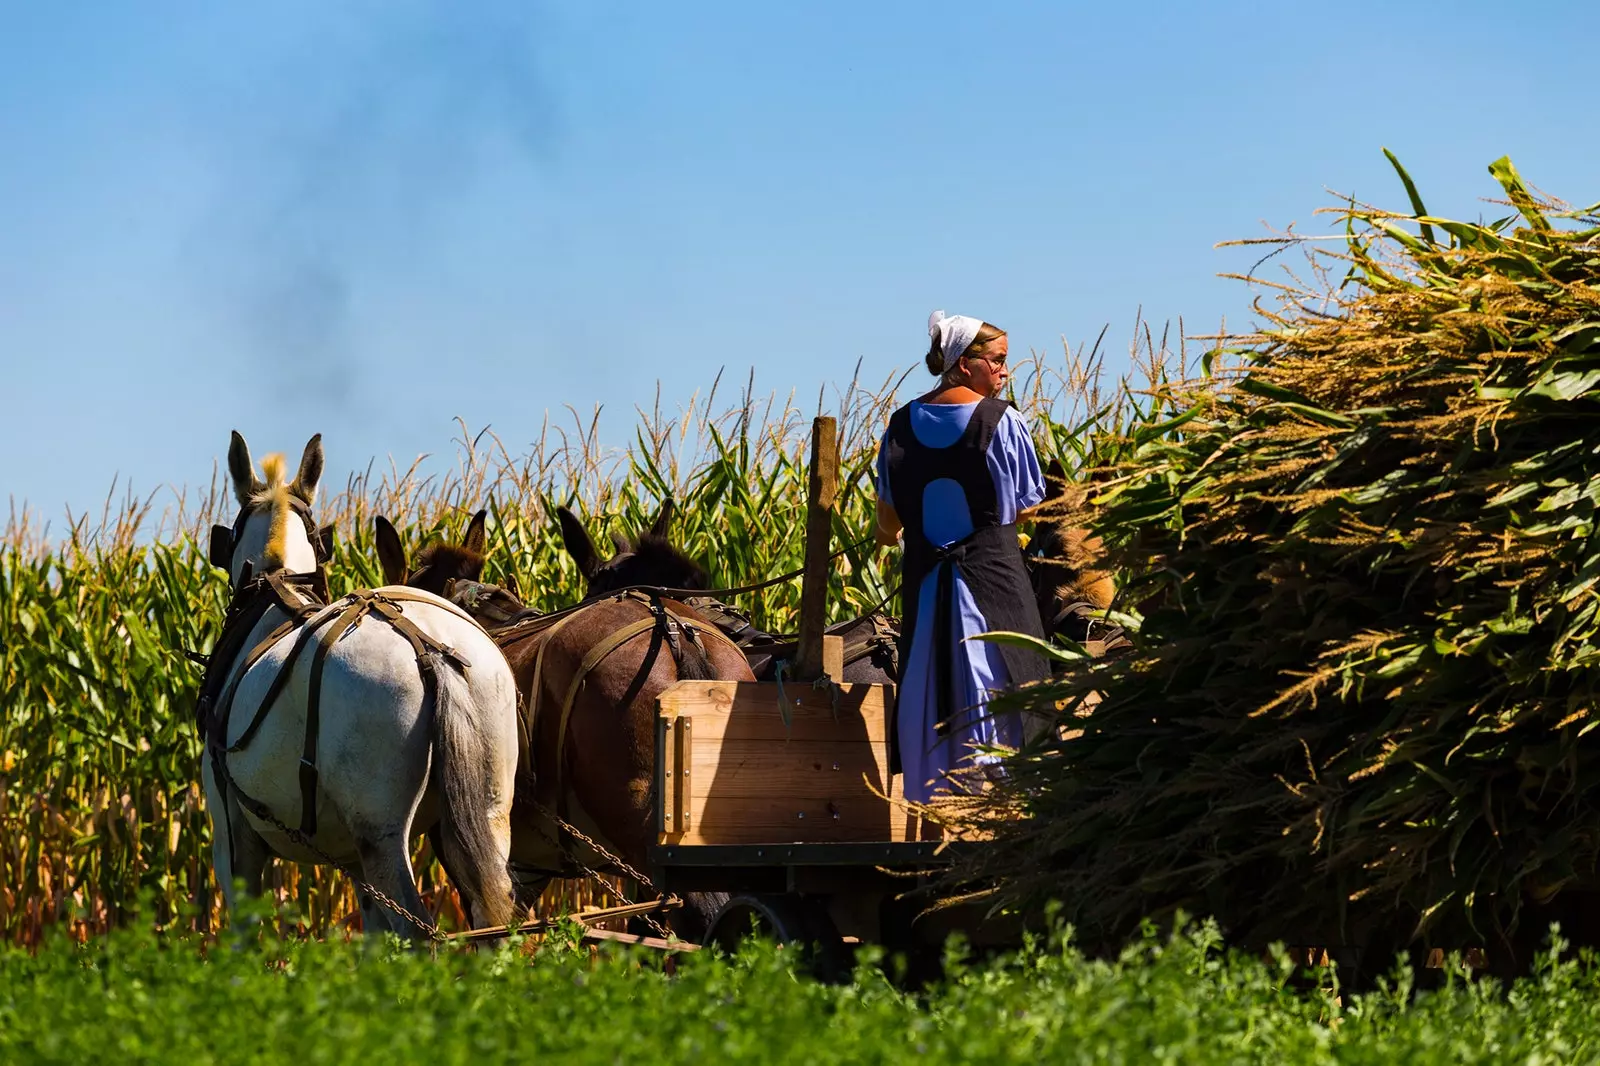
[198,565,481,841]
[489,589,747,876]
[684,597,900,680]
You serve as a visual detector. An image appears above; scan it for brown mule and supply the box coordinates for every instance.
[495,506,754,939]
[376,510,537,629]
[375,509,489,595]
[1028,460,1127,659]
[380,503,744,938]
[555,500,901,685]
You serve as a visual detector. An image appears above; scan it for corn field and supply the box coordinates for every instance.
[0,345,1168,945]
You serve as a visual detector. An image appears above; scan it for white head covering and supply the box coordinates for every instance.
[928,310,985,373]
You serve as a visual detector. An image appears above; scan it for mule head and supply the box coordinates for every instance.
[556,499,707,597]
[376,510,535,627]
[375,510,488,596]
[213,430,330,589]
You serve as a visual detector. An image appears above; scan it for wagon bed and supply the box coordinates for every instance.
[647,679,1007,956]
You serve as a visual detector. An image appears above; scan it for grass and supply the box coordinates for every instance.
[2,907,1597,1065]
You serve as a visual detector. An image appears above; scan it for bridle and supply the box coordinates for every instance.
[209,494,335,592]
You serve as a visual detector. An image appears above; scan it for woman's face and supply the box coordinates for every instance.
[961,334,1009,397]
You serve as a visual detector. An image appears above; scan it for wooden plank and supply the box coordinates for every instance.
[453,898,681,943]
[661,717,678,836]
[677,795,920,844]
[658,681,893,743]
[656,680,928,845]
[822,634,844,682]
[794,416,838,679]
[685,739,885,799]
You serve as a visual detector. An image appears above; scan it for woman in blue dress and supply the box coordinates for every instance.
[876,311,1050,804]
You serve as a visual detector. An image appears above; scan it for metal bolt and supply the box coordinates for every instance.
[831,762,840,771]
[797,811,805,819]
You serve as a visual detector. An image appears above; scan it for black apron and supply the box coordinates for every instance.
[881,397,1049,775]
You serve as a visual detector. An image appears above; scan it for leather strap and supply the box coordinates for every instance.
[510,593,745,821]
[297,599,368,834]
[552,616,660,795]
[212,583,478,843]
[225,604,341,753]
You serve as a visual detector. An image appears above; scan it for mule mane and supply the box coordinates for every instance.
[415,542,484,575]
[410,542,486,595]
[1032,512,1115,612]
[251,453,295,570]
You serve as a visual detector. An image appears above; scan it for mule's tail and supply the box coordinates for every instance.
[429,654,518,930]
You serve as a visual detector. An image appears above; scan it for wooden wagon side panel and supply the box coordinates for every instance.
[656,681,929,845]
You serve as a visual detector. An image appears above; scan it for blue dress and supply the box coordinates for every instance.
[876,401,1046,804]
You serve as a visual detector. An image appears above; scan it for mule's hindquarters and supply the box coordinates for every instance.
[211,594,520,938]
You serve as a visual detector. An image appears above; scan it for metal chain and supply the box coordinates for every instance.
[535,799,676,939]
[211,748,447,942]
[218,750,681,943]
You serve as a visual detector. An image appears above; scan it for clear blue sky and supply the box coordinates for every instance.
[2,1,1594,523]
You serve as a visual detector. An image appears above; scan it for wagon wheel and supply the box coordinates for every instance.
[706,893,848,980]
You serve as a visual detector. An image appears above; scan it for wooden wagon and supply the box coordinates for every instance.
[646,417,1006,965]
[648,677,1005,963]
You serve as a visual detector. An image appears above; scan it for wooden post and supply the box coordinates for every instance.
[795,416,839,680]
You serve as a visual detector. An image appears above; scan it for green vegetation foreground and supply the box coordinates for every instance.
[2,916,1597,1065]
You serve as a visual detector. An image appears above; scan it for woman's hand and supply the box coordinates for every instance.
[875,498,903,548]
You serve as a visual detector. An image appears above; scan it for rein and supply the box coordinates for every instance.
[486,532,886,648]
[598,533,877,602]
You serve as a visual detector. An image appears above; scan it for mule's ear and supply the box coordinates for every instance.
[502,570,521,598]
[317,524,336,564]
[374,516,408,586]
[556,505,600,579]
[228,430,263,506]
[291,433,324,505]
[462,509,488,557]
[610,530,631,554]
[649,497,676,540]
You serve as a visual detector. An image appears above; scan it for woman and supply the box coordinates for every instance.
[876,310,1050,804]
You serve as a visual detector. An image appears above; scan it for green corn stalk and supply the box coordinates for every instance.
[1,351,1166,942]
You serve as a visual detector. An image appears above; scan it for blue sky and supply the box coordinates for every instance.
[2,1,1594,523]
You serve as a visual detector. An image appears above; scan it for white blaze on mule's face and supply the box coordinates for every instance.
[230,484,319,584]
[225,431,324,586]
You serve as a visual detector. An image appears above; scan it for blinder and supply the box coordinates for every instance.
[209,524,234,570]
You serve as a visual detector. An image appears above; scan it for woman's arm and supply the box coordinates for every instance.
[875,497,903,547]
